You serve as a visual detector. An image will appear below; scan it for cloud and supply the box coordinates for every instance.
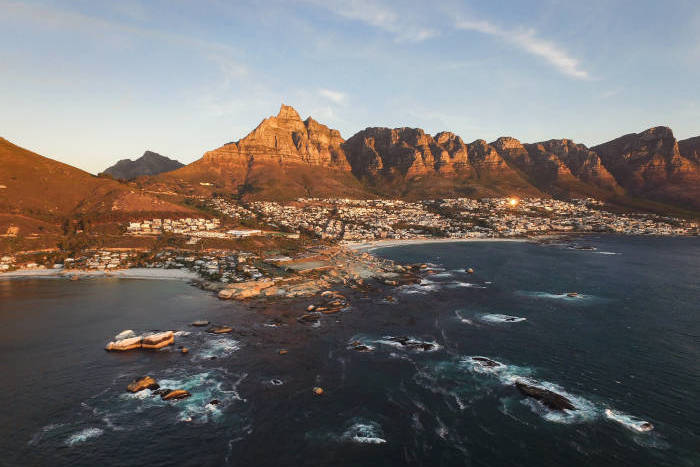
[319,88,346,104]
[455,19,590,79]
[304,0,438,43]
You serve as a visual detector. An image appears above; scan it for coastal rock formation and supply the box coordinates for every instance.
[101,151,184,180]
[515,380,576,411]
[127,376,159,393]
[105,331,174,351]
[592,127,700,209]
[161,389,191,401]
[141,331,175,349]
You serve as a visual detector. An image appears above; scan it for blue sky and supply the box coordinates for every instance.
[1,0,699,173]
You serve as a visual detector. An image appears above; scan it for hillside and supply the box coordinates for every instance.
[0,137,195,236]
[101,151,184,180]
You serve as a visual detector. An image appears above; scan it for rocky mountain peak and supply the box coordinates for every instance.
[277,104,301,121]
[492,137,525,151]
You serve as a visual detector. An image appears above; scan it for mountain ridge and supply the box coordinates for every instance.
[101,150,184,180]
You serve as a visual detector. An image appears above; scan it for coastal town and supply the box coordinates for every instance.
[1,197,697,281]
[213,197,699,240]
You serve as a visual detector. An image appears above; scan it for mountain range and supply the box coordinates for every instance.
[139,104,700,212]
[1,104,699,236]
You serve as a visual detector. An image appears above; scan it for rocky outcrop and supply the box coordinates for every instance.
[105,331,174,351]
[161,389,191,401]
[127,376,159,393]
[101,151,184,180]
[199,105,351,170]
[515,380,576,411]
[592,127,700,208]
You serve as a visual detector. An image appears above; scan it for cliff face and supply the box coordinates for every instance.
[343,127,455,178]
[199,104,350,170]
[343,129,521,179]
[679,136,700,164]
[592,127,700,208]
[101,151,184,180]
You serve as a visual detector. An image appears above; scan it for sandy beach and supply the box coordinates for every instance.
[0,267,198,281]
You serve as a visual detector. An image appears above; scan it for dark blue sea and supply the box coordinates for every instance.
[1,236,698,466]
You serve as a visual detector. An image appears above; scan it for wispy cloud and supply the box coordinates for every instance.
[304,0,438,43]
[455,19,590,79]
[319,88,346,104]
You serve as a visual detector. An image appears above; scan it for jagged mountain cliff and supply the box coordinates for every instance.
[592,127,700,209]
[101,151,184,180]
[148,105,367,199]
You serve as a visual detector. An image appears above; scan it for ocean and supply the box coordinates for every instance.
[1,235,698,466]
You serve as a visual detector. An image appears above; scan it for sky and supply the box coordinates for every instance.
[1,0,699,174]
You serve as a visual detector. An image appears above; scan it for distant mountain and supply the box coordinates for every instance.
[141,105,699,213]
[101,150,184,180]
[0,138,193,234]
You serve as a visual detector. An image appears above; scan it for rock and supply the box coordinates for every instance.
[218,280,276,300]
[313,387,324,396]
[386,336,435,351]
[515,380,576,411]
[209,399,220,405]
[466,268,474,274]
[161,389,191,401]
[566,292,578,297]
[127,376,159,393]
[306,304,316,311]
[105,336,142,351]
[115,329,136,340]
[471,357,503,368]
[181,347,189,354]
[278,349,288,355]
[297,313,320,324]
[141,331,175,349]
[152,388,170,397]
[208,325,233,334]
[191,320,210,327]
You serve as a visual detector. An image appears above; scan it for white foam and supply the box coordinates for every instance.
[595,251,620,255]
[195,336,240,360]
[480,313,526,324]
[605,409,654,432]
[173,331,191,337]
[447,282,487,289]
[374,336,442,353]
[454,310,474,325]
[342,422,387,444]
[65,427,104,446]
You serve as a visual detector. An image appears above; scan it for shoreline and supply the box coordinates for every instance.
[0,267,199,281]
[344,237,534,252]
